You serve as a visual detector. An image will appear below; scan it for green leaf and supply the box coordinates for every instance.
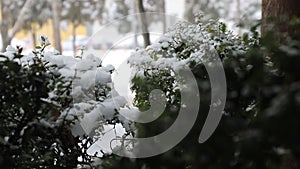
[220,23,226,33]
[242,34,249,43]
[41,36,45,41]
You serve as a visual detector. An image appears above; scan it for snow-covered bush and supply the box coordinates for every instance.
[0,35,133,168]
[100,16,300,169]
[129,15,251,112]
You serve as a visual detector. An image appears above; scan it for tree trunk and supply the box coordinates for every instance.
[72,24,77,56]
[136,0,151,48]
[31,24,37,48]
[161,0,166,33]
[51,0,62,53]
[0,0,9,52]
[262,1,300,167]
[10,0,33,40]
[1,0,10,52]
[262,0,300,36]
[1,0,32,52]
[184,0,197,23]
[131,0,138,48]
[1,35,11,52]
[236,0,241,35]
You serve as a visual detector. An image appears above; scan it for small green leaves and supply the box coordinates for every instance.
[220,22,227,33]
[243,33,249,43]
[41,36,45,41]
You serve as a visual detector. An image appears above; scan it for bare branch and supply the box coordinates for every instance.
[9,0,34,39]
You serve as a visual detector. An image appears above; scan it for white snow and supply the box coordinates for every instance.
[2,35,134,151]
[37,34,51,46]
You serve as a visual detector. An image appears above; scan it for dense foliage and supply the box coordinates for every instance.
[0,36,132,168]
[99,17,300,169]
[0,46,94,168]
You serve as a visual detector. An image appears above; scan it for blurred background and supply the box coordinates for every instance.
[0,0,261,56]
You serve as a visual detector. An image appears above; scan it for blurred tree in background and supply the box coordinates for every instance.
[23,0,52,47]
[262,0,300,39]
[184,0,261,34]
[0,0,33,52]
[60,0,104,55]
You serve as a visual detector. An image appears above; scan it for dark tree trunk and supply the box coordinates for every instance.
[262,2,300,168]
[262,0,300,36]
[136,0,151,48]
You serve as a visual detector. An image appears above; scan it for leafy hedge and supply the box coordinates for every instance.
[0,36,131,168]
[0,48,94,168]
[99,17,300,169]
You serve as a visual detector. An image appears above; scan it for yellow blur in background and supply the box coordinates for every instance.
[14,19,87,49]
